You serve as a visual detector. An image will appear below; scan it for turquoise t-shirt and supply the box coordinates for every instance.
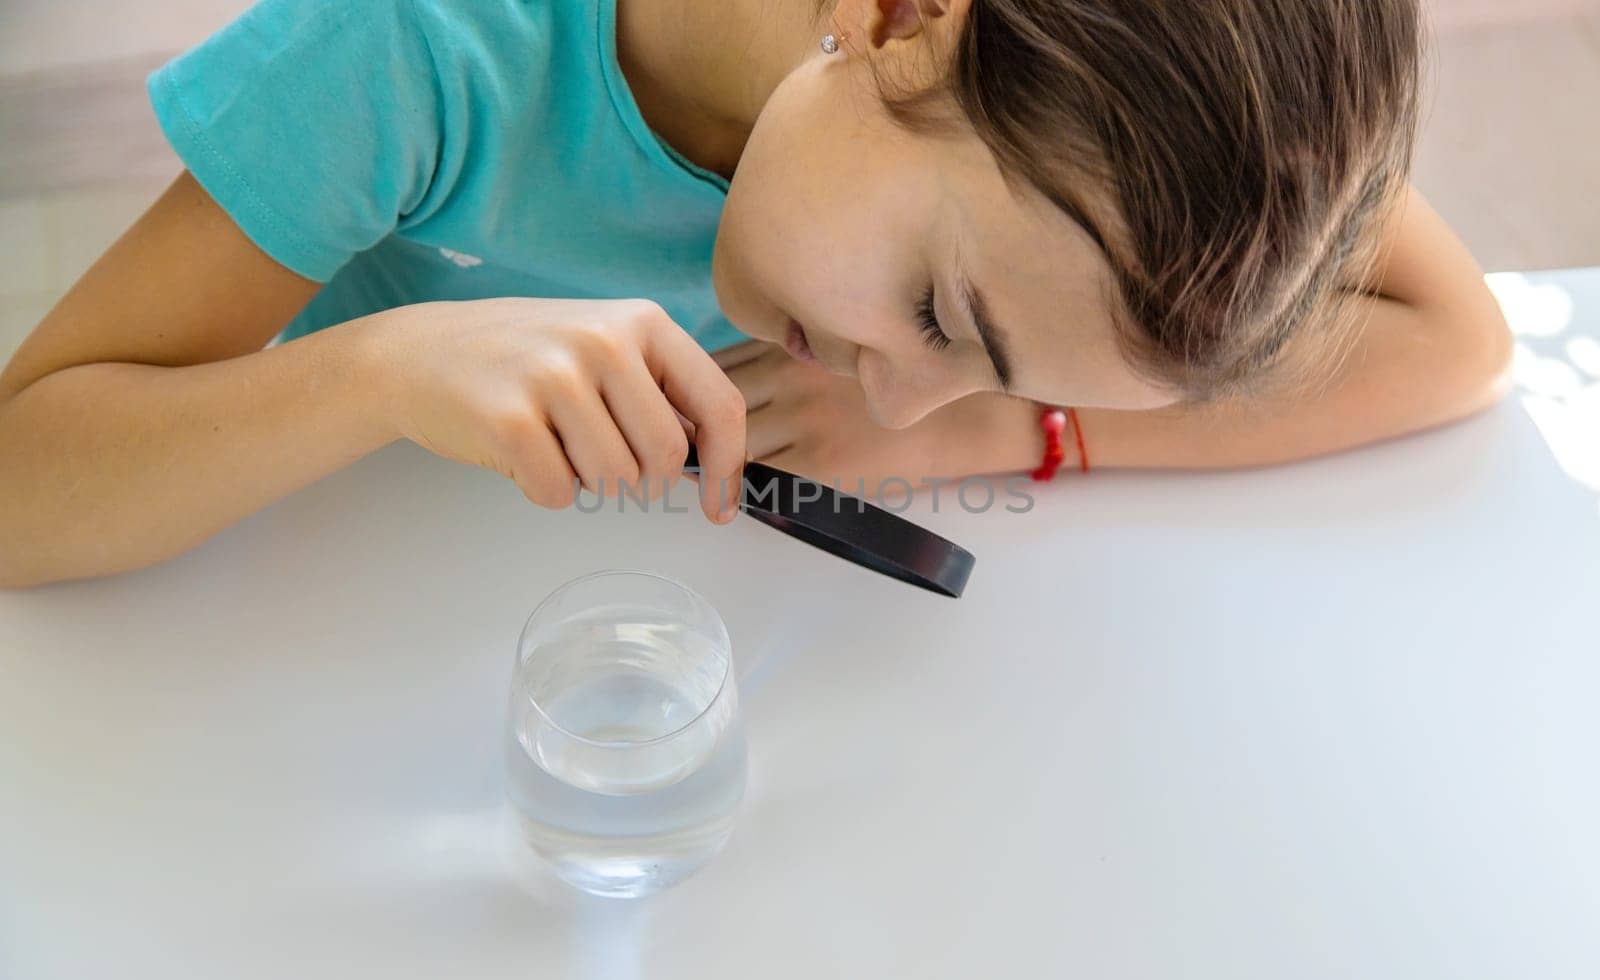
[147,0,749,352]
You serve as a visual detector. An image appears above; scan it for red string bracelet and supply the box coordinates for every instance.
[1031,406,1090,482]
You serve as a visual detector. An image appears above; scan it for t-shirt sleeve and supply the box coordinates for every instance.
[147,0,445,282]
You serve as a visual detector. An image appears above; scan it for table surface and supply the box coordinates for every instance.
[4,270,1600,980]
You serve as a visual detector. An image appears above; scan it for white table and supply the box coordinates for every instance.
[5,271,1599,980]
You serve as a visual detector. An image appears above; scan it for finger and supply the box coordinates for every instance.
[724,346,787,411]
[675,409,697,446]
[504,417,581,509]
[712,339,772,371]
[641,317,747,523]
[674,409,698,477]
[744,397,797,460]
[602,353,692,500]
[547,387,641,498]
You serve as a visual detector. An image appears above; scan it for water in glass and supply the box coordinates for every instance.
[506,575,745,898]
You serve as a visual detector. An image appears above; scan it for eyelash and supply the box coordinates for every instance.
[916,283,953,352]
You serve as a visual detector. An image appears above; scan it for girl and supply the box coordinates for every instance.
[0,0,1510,587]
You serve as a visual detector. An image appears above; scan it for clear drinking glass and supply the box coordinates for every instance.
[505,570,746,898]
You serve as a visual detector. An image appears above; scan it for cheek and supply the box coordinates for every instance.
[724,95,924,314]
[713,173,793,329]
[714,97,833,323]
[715,173,841,332]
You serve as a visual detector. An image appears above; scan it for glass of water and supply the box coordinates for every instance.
[505,570,746,898]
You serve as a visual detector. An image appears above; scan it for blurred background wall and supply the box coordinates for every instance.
[2,0,1598,358]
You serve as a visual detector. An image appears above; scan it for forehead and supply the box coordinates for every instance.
[929,137,1168,407]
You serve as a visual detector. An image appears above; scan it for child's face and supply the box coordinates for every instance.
[711,14,1179,429]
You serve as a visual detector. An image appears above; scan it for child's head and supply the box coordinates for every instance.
[712,0,1422,427]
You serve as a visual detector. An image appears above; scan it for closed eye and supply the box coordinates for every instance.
[916,283,952,352]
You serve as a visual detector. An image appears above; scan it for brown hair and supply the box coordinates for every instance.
[835,0,1423,400]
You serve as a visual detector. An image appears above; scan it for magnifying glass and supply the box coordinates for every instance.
[685,447,975,598]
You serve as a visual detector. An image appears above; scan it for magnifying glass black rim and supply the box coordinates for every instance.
[686,448,975,598]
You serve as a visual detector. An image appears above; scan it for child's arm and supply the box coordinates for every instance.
[1062,187,1514,470]
[0,173,745,588]
[727,187,1512,484]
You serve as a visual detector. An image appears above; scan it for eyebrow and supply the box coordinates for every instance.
[953,256,1016,392]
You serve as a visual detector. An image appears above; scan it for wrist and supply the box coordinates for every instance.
[986,398,1098,478]
[331,305,418,446]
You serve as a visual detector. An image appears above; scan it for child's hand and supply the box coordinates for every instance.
[375,298,746,522]
[715,341,1036,486]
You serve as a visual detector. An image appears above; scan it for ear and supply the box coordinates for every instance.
[867,0,950,49]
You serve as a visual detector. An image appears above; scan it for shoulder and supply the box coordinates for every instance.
[403,0,563,68]
[217,0,560,78]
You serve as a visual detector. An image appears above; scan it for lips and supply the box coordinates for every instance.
[783,317,817,363]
